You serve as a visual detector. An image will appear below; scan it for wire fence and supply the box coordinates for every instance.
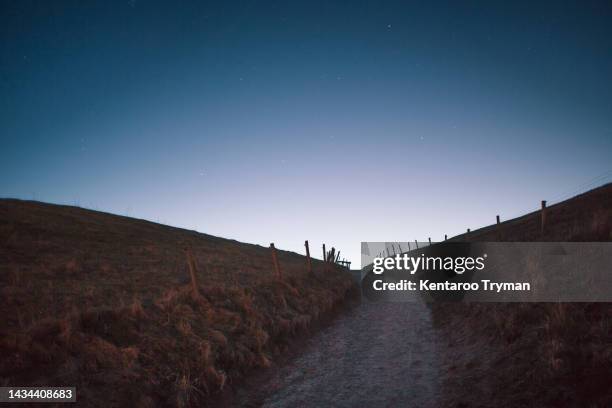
[360,170,612,266]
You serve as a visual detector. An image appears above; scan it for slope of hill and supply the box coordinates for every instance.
[451,182,612,242]
[434,183,612,407]
[0,199,355,407]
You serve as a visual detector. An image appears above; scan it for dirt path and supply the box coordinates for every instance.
[230,299,443,407]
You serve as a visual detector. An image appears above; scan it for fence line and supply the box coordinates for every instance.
[363,187,596,265]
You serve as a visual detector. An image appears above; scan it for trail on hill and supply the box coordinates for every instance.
[231,299,443,407]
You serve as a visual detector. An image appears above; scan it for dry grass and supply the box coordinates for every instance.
[434,183,612,407]
[0,199,355,407]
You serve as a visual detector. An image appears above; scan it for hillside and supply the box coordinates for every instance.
[434,183,612,407]
[0,199,355,407]
[451,182,612,242]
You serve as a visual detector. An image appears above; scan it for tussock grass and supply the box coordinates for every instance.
[0,199,355,406]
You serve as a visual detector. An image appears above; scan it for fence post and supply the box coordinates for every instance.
[305,240,312,274]
[335,250,341,263]
[415,240,419,249]
[270,243,281,279]
[541,200,547,234]
[428,237,432,245]
[444,234,447,241]
[496,215,501,240]
[322,244,326,263]
[184,248,201,299]
[330,247,336,263]
[407,242,411,251]
[467,228,470,233]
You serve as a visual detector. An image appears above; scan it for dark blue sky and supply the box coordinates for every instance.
[2,1,612,262]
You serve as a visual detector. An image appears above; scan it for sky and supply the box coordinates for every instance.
[2,0,612,264]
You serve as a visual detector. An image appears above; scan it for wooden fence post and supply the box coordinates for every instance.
[444,234,447,241]
[428,237,432,245]
[496,215,501,240]
[330,247,336,263]
[415,240,419,249]
[541,200,547,234]
[335,250,341,263]
[185,248,201,299]
[322,244,326,263]
[467,228,470,233]
[407,242,411,251]
[270,243,281,279]
[305,240,312,274]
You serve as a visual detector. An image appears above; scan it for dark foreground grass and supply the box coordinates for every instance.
[0,200,355,406]
[434,183,612,407]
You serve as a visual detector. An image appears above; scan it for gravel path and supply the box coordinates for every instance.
[234,299,443,407]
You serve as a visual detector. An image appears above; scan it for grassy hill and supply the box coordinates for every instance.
[0,199,355,407]
[434,183,612,407]
[450,182,612,242]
